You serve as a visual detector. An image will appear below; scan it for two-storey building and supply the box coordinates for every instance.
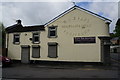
[6,6,112,64]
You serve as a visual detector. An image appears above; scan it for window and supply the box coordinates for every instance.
[13,34,20,44]
[48,42,58,58]
[32,45,40,58]
[48,26,57,38]
[33,33,39,43]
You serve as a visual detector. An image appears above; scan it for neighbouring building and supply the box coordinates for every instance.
[111,37,120,45]
[5,6,112,64]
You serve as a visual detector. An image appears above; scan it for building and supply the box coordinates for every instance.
[6,6,112,64]
[111,37,120,45]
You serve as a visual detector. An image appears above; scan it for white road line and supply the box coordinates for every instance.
[111,58,120,63]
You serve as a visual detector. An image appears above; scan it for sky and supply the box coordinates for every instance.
[0,0,119,33]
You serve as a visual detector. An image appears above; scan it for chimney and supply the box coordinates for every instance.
[16,19,21,24]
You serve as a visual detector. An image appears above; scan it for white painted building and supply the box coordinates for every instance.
[6,6,112,64]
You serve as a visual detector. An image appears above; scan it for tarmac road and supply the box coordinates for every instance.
[1,52,120,80]
[110,52,120,61]
[1,62,119,79]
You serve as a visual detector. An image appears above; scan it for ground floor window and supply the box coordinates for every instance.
[48,42,58,58]
[32,45,40,58]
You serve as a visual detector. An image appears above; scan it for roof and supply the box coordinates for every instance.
[6,24,45,33]
[111,37,120,40]
[45,5,112,26]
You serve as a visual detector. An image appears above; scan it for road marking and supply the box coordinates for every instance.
[77,68,103,70]
[111,58,120,64]
[81,68,99,70]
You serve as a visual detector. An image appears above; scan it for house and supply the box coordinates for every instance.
[110,37,120,53]
[111,37,120,45]
[5,5,112,64]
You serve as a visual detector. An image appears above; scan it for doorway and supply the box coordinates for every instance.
[21,45,30,63]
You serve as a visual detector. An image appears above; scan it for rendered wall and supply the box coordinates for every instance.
[7,8,109,62]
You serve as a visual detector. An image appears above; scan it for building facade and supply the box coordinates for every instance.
[6,6,112,64]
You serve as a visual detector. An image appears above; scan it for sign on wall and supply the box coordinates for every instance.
[74,37,96,44]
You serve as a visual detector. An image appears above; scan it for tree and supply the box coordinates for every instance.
[110,33,115,38]
[0,23,6,48]
[114,18,120,37]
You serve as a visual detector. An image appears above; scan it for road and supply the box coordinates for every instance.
[1,52,120,80]
[110,53,120,61]
[2,64,118,79]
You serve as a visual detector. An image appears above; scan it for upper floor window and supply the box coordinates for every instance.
[48,26,57,38]
[33,33,39,44]
[13,34,20,44]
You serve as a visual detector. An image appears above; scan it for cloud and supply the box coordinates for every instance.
[86,2,118,33]
[118,1,120,18]
[76,2,118,33]
[72,0,119,2]
[0,3,2,22]
[0,1,118,33]
[1,2,73,27]
[1,0,119,2]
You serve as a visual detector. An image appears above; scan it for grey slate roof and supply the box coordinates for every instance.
[111,37,120,40]
[6,24,45,33]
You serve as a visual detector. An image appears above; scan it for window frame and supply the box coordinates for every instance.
[48,26,57,38]
[32,32,40,44]
[13,33,20,44]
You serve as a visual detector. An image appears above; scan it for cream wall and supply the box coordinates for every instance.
[7,8,109,62]
[43,8,109,62]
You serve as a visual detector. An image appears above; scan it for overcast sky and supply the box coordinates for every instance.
[0,0,119,33]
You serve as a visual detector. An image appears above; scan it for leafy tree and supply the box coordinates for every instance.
[114,19,120,37]
[110,33,115,38]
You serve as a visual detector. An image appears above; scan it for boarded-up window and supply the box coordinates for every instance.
[32,45,40,58]
[48,42,58,58]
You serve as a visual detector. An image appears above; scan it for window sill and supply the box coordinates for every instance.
[48,36,58,38]
[47,56,58,58]
[13,42,20,45]
[32,56,40,58]
[32,42,40,44]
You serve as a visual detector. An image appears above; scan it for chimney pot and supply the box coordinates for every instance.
[16,19,21,24]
